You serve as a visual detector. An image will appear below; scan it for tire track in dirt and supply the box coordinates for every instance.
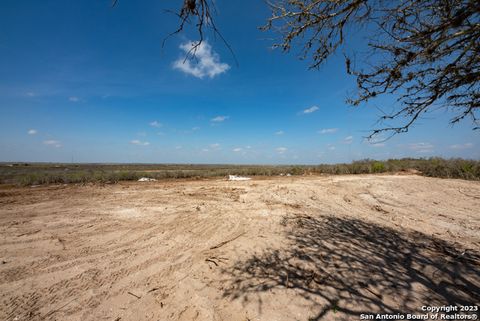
[1,176,479,321]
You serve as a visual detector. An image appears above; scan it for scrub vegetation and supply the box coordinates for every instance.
[1,157,479,186]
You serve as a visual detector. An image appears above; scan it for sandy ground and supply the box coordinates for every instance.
[1,174,479,321]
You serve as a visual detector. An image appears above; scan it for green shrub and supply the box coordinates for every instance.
[290,166,304,175]
[371,161,386,173]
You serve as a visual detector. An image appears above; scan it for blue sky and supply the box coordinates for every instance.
[0,1,478,164]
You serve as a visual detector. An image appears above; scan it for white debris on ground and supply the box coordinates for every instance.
[286,173,292,177]
[228,175,251,181]
[138,177,157,182]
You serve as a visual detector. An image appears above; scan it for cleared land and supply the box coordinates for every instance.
[1,174,479,321]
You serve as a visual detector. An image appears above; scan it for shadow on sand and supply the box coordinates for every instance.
[221,215,480,320]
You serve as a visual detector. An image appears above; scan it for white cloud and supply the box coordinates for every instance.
[202,148,209,152]
[449,143,473,150]
[192,126,200,131]
[26,92,35,97]
[43,140,62,148]
[302,106,319,114]
[28,129,37,135]
[175,145,182,150]
[276,147,287,154]
[408,142,434,153]
[211,115,229,122]
[69,96,80,102]
[328,145,336,151]
[275,130,284,135]
[343,136,354,144]
[130,140,150,146]
[173,41,230,79]
[210,143,221,149]
[318,128,338,134]
[233,147,242,152]
[149,121,162,128]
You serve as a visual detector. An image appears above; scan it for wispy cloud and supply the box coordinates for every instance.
[275,130,284,135]
[211,115,229,122]
[178,126,201,134]
[302,106,319,114]
[449,143,473,150]
[149,121,162,128]
[343,136,354,144]
[210,143,221,149]
[233,147,243,152]
[408,142,434,153]
[372,143,386,148]
[130,140,150,146]
[68,96,80,102]
[327,144,336,151]
[276,147,287,154]
[173,41,230,79]
[318,128,338,134]
[28,129,37,135]
[43,140,61,148]
[26,92,35,97]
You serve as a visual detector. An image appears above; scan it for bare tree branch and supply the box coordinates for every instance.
[113,0,237,65]
[162,0,237,65]
[112,0,479,136]
[262,0,480,137]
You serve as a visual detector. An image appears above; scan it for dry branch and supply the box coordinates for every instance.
[209,232,246,250]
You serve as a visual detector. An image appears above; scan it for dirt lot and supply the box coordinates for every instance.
[1,174,479,321]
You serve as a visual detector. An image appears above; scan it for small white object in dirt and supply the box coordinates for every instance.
[138,177,157,182]
[286,173,292,177]
[228,175,251,181]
